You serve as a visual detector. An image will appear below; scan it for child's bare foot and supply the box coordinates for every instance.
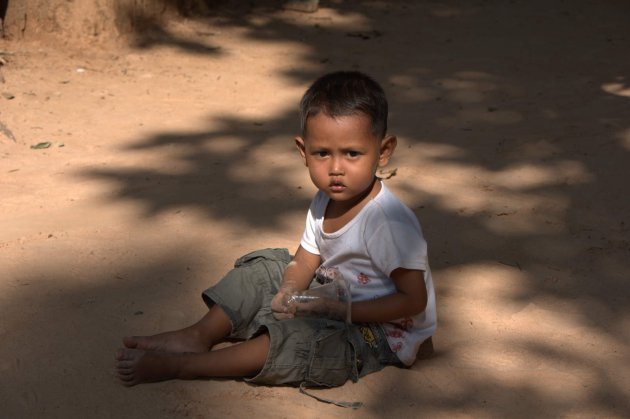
[122,328,210,354]
[115,348,187,386]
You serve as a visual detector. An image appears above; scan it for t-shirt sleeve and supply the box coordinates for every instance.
[364,204,428,277]
[299,193,323,255]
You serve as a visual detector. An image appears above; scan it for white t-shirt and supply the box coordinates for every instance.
[300,182,437,366]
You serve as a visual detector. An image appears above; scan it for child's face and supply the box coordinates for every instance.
[296,112,396,206]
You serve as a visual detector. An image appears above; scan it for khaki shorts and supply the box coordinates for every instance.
[202,248,401,387]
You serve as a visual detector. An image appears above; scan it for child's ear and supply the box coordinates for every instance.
[378,135,397,167]
[295,136,308,166]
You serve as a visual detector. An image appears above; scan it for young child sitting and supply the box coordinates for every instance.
[115,71,437,392]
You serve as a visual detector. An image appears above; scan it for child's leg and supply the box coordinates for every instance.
[122,305,232,353]
[117,249,291,385]
[116,332,270,386]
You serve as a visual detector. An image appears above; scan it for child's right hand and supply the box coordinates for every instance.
[288,295,348,322]
[271,286,297,320]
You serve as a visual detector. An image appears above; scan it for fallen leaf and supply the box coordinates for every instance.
[377,168,397,179]
[31,141,52,149]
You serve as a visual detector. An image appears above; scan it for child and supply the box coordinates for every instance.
[115,71,436,391]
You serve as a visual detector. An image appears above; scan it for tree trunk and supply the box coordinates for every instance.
[1,0,211,41]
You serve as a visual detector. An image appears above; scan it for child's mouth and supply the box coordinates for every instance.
[330,183,346,192]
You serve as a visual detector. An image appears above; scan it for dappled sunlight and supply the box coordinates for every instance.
[503,139,561,160]
[389,136,596,237]
[439,262,531,317]
[408,71,530,126]
[601,77,630,98]
[3,1,630,417]
[203,135,250,154]
[435,76,499,104]
[295,6,370,31]
[0,240,242,417]
[70,40,312,221]
[78,106,312,229]
[407,142,467,159]
[430,6,465,19]
[231,137,311,190]
[388,74,440,102]
[493,160,593,189]
[394,161,588,235]
[440,107,523,125]
[618,127,630,151]
[435,262,630,414]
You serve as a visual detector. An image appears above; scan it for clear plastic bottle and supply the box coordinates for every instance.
[283,275,351,323]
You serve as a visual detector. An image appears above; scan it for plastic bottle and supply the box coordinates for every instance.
[283,275,351,323]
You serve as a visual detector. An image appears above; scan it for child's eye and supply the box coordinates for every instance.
[347,151,360,158]
[314,151,328,158]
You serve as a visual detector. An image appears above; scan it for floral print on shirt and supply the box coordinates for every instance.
[357,272,370,285]
[315,265,342,284]
[383,317,415,354]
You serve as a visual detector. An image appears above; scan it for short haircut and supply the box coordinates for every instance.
[299,71,388,139]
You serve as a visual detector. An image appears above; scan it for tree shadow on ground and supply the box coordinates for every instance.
[83,112,311,227]
[0,248,262,417]
[7,0,630,416]
[118,0,287,53]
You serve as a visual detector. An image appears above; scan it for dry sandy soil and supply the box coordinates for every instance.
[1,1,629,418]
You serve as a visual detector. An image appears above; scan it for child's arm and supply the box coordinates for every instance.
[271,245,321,319]
[350,268,428,323]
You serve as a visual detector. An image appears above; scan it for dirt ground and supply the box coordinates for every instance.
[1,1,629,418]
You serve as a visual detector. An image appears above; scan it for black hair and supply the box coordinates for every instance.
[299,71,388,138]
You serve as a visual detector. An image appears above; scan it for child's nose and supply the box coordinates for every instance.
[329,156,344,175]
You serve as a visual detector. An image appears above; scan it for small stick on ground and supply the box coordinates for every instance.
[0,120,16,141]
